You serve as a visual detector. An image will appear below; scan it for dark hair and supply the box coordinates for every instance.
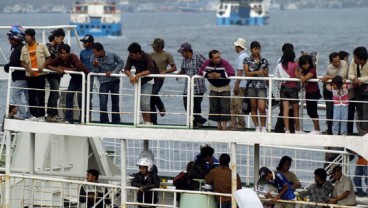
[24,29,36,37]
[276,156,292,171]
[329,52,339,62]
[183,48,193,53]
[259,167,271,179]
[186,161,194,172]
[127,42,142,53]
[250,41,261,49]
[353,46,368,61]
[331,75,343,93]
[281,49,295,69]
[219,153,230,166]
[53,28,65,37]
[48,34,55,42]
[87,169,100,180]
[314,168,327,181]
[338,51,349,60]
[282,43,294,52]
[208,49,220,59]
[8,105,16,113]
[200,146,214,158]
[92,42,104,51]
[299,55,314,74]
[59,44,71,53]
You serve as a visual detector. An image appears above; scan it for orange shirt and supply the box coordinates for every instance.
[357,156,368,166]
[28,43,39,76]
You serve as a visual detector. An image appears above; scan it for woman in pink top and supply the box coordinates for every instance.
[299,55,322,134]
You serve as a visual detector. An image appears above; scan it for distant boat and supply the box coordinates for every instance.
[69,0,122,37]
[283,2,298,10]
[216,0,268,26]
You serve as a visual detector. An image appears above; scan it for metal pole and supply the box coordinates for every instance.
[5,130,11,207]
[86,74,91,124]
[254,144,260,191]
[29,133,35,208]
[143,140,149,151]
[120,139,127,208]
[231,142,237,208]
[189,76,194,129]
[81,73,86,124]
[267,78,273,132]
[6,68,13,117]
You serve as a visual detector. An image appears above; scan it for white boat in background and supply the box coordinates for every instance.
[0,25,368,208]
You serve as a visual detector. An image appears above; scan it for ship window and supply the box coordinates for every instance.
[86,25,89,29]
[102,25,106,29]
[80,25,84,28]
[108,25,111,29]
[91,25,95,28]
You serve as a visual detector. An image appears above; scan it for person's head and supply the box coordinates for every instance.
[139,149,154,162]
[136,157,153,175]
[233,38,247,53]
[200,146,214,161]
[330,165,342,181]
[151,38,165,52]
[8,105,17,116]
[208,49,221,65]
[281,43,294,52]
[92,42,105,58]
[80,34,94,49]
[314,168,327,184]
[7,25,25,46]
[51,28,65,45]
[24,28,36,44]
[338,51,350,62]
[58,44,71,61]
[329,52,341,68]
[259,167,273,181]
[299,54,314,72]
[281,49,295,69]
[250,41,261,57]
[86,169,99,182]
[276,156,292,172]
[353,46,368,65]
[127,42,142,61]
[219,153,230,167]
[186,161,194,172]
[178,42,192,58]
[331,75,343,91]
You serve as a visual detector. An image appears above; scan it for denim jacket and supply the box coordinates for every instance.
[91,51,124,84]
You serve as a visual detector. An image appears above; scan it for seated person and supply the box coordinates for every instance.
[276,156,301,190]
[188,146,215,190]
[298,168,333,208]
[328,165,357,206]
[194,143,219,167]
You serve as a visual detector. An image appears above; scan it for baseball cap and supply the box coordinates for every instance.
[80,34,94,43]
[177,42,192,53]
[329,165,342,175]
[151,38,165,48]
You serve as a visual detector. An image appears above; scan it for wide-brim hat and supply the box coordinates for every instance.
[234,38,247,50]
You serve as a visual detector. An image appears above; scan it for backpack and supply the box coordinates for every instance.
[173,171,189,190]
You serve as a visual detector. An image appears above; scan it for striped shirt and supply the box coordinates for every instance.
[180,53,207,94]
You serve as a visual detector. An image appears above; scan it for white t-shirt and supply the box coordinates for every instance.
[234,50,249,88]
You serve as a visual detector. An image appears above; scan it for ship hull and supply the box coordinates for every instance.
[69,22,122,37]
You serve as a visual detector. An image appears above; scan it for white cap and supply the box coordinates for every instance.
[233,38,247,50]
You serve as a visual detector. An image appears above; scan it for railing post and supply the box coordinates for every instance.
[81,73,86,124]
[29,132,35,208]
[254,144,260,191]
[86,74,91,124]
[6,68,13,117]
[189,76,194,129]
[231,142,237,208]
[5,130,12,208]
[120,139,127,208]
[267,77,273,132]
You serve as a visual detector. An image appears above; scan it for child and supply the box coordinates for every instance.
[258,167,295,208]
[327,76,350,135]
[131,157,160,208]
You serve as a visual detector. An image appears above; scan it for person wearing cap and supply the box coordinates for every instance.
[229,38,249,130]
[328,165,357,206]
[91,42,123,124]
[177,42,207,128]
[4,25,31,120]
[45,28,65,123]
[258,166,295,208]
[150,38,177,124]
[198,50,235,130]
[20,28,51,122]
[124,42,155,125]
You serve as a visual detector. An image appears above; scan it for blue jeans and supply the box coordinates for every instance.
[354,165,368,193]
[12,80,31,119]
[65,78,83,123]
[99,79,120,123]
[332,105,348,135]
[46,75,61,116]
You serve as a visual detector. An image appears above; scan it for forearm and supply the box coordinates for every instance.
[165,66,177,73]
[335,191,349,201]
[136,70,150,77]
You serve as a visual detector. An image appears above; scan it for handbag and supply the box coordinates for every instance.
[356,63,368,96]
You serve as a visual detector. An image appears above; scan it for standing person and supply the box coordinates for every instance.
[45,28,65,123]
[348,46,368,135]
[20,28,51,122]
[198,50,235,130]
[131,157,160,208]
[326,76,351,135]
[150,38,177,124]
[79,169,110,208]
[4,25,31,120]
[243,41,269,132]
[320,52,348,135]
[91,42,123,124]
[299,55,321,134]
[276,156,301,190]
[354,155,368,197]
[205,153,242,208]
[229,38,248,130]
[124,42,155,125]
[177,42,207,128]
[298,168,334,208]
[328,166,357,206]
[47,44,89,124]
